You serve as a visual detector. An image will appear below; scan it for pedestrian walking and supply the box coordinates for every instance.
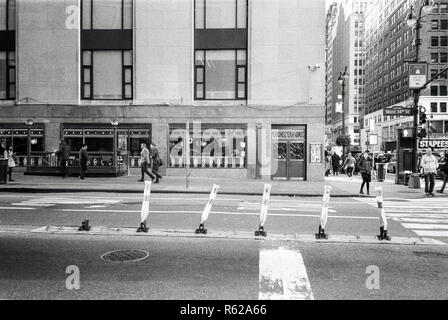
[342,152,356,178]
[421,148,439,197]
[150,143,162,183]
[357,150,373,196]
[6,146,16,182]
[79,144,89,180]
[57,140,71,178]
[325,153,332,177]
[138,143,156,182]
[331,152,341,176]
[437,152,448,194]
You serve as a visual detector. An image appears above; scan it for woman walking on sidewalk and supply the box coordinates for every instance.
[342,152,356,178]
[357,150,373,196]
[6,146,16,182]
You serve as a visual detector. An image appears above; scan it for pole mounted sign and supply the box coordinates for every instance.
[383,105,413,117]
[409,63,428,89]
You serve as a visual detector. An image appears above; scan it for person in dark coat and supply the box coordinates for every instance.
[79,144,89,180]
[57,140,71,178]
[331,152,341,176]
[437,152,448,194]
[150,143,162,183]
[357,150,373,195]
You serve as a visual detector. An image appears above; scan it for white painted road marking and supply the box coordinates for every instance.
[359,198,448,238]
[56,208,379,220]
[0,207,35,210]
[259,248,313,300]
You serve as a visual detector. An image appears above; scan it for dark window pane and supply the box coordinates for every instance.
[431,36,439,46]
[85,137,113,152]
[440,86,447,96]
[431,102,438,113]
[431,86,438,96]
[441,102,447,113]
[31,137,44,152]
[0,52,6,99]
[65,137,83,153]
[12,137,27,155]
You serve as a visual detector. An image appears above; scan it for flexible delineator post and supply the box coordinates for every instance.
[255,184,271,237]
[137,181,152,233]
[375,187,391,241]
[316,185,331,239]
[195,184,220,234]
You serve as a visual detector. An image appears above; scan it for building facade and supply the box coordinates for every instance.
[0,0,326,181]
[327,0,370,152]
[363,0,448,155]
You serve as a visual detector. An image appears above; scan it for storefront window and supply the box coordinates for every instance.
[429,121,444,134]
[169,124,247,169]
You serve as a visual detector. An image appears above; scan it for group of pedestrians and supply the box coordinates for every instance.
[55,140,163,183]
[0,140,16,182]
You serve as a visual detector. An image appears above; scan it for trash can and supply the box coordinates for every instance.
[377,163,386,182]
[0,159,8,184]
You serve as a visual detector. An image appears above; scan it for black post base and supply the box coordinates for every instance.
[137,222,149,233]
[195,223,207,234]
[255,226,267,237]
[315,225,328,240]
[78,220,91,232]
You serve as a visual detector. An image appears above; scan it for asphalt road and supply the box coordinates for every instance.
[0,232,447,300]
[1,192,447,242]
[1,192,448,300]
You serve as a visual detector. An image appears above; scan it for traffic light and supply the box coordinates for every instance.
[419,106,427,125]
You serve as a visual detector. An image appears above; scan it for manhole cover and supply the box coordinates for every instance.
[101,249,149,262]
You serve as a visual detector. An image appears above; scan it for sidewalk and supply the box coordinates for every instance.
[1,172,439,198]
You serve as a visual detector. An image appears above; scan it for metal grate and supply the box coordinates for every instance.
[101,249,149,262]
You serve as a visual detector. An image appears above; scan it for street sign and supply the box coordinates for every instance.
[419,139,448,149]
[383,106,413,117]
[409,63,428,89]
[335,102,342,113]
[402,128,414,138]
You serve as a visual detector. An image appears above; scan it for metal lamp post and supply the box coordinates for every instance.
[25,119,34,170]
[406,0,434,187]
[338,66,348,159]
[111,119,119,175]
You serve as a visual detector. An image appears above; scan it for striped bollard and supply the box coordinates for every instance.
[255,184,272,237]
[195,184,220,234]
[137,181,152,233]
[316,185,331,239]
[375,187,391,241]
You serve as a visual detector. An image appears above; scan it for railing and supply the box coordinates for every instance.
[169,156,246,169]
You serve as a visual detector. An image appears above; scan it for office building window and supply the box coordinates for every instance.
[195,0,247,29]
[431,102,438,113]
[81,50,133,100]
[0,0,15,30]
[441,52,448,63]
[440,85,447,96]
[82,0,133,30]
[431,86,438,96]
[195,50,246,100]
[441,102,447,113]
[0,51,15,100]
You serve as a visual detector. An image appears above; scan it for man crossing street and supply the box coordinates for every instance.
[421,148,439,197]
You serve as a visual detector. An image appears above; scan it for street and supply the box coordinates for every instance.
[1,189,448,300]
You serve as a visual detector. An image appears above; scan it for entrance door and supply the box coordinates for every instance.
[272,141,305,180]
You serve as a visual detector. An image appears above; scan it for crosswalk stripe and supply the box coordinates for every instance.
[401,224,448,230]
[388,213,448,219]
[259,248,313,300]
[413,230,448,237]
[393,218,448,224]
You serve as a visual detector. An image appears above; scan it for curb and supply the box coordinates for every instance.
[0,187,361,197]
[1,225,443,246]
